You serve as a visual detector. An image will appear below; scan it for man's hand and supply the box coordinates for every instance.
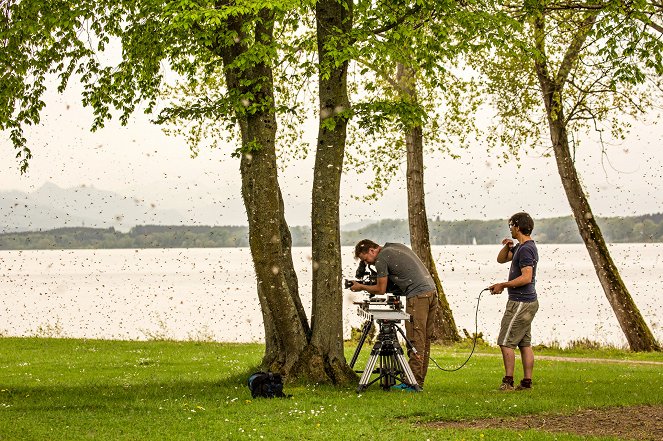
[350,281,363,292]
[502,238,514,248]
[489,283,506,294]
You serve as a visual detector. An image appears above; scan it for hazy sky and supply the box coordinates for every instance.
[2,80,662,227]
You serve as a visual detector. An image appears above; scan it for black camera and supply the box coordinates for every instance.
[344,261,376,289]
[344,261,403,295]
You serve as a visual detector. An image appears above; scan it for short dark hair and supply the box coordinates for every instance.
[509,212,534,235]
[354,239,380,258]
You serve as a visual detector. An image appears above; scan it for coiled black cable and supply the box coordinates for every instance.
[430,288,490,372]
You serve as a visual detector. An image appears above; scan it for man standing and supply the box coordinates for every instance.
[351,240,438,390]
[489,212,539,391]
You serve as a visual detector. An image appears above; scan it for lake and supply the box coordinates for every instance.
[1,244,661,348]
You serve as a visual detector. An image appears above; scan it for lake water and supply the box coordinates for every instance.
[1,244,661,348]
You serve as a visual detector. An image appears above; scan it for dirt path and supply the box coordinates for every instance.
[428,404,663,440]
[473,352,663,366]
[428,354,663,439]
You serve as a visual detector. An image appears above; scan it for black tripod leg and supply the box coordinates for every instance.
[349,320,373,369]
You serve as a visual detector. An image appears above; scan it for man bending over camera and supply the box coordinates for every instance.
[350,240,438,389]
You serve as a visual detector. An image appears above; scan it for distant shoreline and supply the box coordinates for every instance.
[1,213,662,250]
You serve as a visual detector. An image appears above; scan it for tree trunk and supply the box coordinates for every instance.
[532,12,660,351]
[257,186,311,370]
[306,0,357,384]
[405,124,461,343]
[216,10,325,378]
[546,119,660,351]
[239,112,312,371]
[397,63,461,344]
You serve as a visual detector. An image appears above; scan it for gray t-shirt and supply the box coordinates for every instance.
[374,243,436,298]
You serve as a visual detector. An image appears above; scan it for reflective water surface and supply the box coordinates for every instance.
[1,244,661,347]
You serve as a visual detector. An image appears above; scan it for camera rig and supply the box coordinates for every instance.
[348,291,421,392]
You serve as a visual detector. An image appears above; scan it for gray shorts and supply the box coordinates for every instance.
[498,299,539,349]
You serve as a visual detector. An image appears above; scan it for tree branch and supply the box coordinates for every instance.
[555,12,599,87]
[638,16,663,33]
[370,4,422,36]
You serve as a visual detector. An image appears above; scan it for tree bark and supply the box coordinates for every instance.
[307,0,357,384]
[405,124,461,343]
[397,63,461,344]
[215,9,328,377]
[546,120,660,351]
[532,12,660,352]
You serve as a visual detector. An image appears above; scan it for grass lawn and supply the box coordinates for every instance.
[1,337,661,440]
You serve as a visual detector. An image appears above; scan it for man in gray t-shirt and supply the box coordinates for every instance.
[351,240,438,389]
[374,243,437,298]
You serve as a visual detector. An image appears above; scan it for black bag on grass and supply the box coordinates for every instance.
[247,371,288,398]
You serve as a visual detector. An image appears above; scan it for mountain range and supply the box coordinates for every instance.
[1,182,187,233]
[1,182,368,234]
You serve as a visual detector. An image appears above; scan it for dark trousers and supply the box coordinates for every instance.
[405,290,438,386]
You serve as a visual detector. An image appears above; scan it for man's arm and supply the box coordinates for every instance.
[497,239,514,263]
[351,276,388,295]
[489,266,533,294]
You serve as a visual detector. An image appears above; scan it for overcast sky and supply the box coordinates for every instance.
[2,81,662,227]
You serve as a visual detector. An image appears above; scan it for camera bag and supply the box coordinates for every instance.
[247,371,289,399]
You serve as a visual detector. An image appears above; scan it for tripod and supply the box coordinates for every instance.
[350,318,422,392]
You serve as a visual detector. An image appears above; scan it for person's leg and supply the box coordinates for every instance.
[500,345,515,377]
[516,301,537,389]
[421,292,438,384]
[499,345,516,390]
[405,295,427,386]
[520,345,534,379]
[497,300,519,389]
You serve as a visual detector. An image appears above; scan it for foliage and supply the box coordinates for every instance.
[0,224,309,249]
[0,0,313,171]
[341,213,663,245]
[470,0,663,160]
[0,337,661,440]
[344,1,492,199]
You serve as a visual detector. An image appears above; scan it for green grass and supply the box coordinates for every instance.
[1,338,661,440]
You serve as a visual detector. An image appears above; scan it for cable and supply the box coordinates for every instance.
[430,288,490,372]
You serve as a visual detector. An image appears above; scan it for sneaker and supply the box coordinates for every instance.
[499,381,514,391]
[515,379,532,390]
[391,383,420,392]
[499,376,515,391]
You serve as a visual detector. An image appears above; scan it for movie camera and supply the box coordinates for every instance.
[343,261,403,296]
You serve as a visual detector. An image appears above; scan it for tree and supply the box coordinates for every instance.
[343,3,492,343]
[474,0,661,350]
[306,0,358,384]
[0,0,355,379]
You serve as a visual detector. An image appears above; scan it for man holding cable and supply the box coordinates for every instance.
[489,212,539,391]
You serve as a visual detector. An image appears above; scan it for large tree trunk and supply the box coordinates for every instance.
[546,120,660,351]
[533,13,660,352]
[306,0,357,384]
[255,186,311,370]
[397,63,461,344]
[216,10,320,377]
[239,111,311,371]
[405,124,461,344]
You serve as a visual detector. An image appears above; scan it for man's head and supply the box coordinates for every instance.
[508,212,534,236]
[354,239,381,264]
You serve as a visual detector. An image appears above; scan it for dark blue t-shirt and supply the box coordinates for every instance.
[508,240,538,302]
